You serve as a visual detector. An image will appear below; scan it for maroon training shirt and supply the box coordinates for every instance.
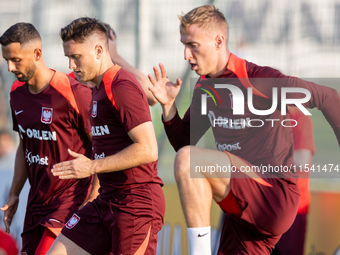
[89,65,163,197]
[164,53,340,179]
[10,70,92,227]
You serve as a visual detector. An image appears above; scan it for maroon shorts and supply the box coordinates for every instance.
[21,210,67,255]
[21,224,47,255]
[217,152,300,255]
[272,214,307,255]
[61,183,165,255]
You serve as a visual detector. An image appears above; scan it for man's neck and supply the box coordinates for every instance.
[209,51,231,78]
[27,65,54,94]
[93,58,115,88]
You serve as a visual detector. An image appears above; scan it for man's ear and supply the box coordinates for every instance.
[215,34,225,49]
[34,48,42,61]
[95,44,103,58]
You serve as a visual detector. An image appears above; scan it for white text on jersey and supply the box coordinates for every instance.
[91,125,110,136]
[18,125,57,141]
[94,152,105,159]
[25,149,49,166]
[216,142,242,152]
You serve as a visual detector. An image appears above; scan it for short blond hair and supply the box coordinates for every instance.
[178,5,228,35]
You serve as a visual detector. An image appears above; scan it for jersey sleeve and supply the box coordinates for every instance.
[70,81,92,135]
[163,81,211,152]
[249,64,340,146]
[112,78,151,132]
[163,109,191,152]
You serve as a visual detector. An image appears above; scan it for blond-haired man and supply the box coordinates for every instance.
[149,5,340,255]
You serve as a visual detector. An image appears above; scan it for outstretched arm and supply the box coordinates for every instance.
[51,121,158,179]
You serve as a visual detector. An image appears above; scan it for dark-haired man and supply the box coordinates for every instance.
[47,17,164,255]
[148,4,340,255]
[0,22,93,255]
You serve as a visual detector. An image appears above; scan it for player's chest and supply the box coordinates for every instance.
[90,89,118,124]
[12,93,71,129]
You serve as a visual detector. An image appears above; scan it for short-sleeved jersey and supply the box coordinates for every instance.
[164,53,340,180]
[10,70,92,220]
[89,65,163,197]
[289,106,315,214]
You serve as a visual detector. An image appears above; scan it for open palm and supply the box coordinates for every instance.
[148,63,182,106]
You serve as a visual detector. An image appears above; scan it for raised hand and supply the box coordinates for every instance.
[148,63,182,107]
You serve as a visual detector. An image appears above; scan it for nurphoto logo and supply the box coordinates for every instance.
[200,83,312,128]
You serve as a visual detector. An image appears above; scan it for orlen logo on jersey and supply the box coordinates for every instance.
[66,214,80,229]
[18,125,57,141]
[92,125,110,136]
[201,84,311,116]
[25,149,49,166]
[41,107,53,124]
[92,101,98,118]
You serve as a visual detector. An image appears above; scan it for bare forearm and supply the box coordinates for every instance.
[9,142,27,197]
[52,122,158,180]
[92,141,157,174]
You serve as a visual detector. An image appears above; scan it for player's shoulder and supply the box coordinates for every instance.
[51,70,91,110]
[68,80,92,108]
[52,70,91,94]
[115,66,139,84]
[10,80,26,93]
[111,66,143,93]
[246,60,285,78]
[68,76,91,93]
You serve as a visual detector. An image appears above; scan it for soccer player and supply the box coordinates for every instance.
[272,107,315,255]
[67,23,158,208]
[0,23,93,255]
[46,17,164,255]
[148,5,340,255]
